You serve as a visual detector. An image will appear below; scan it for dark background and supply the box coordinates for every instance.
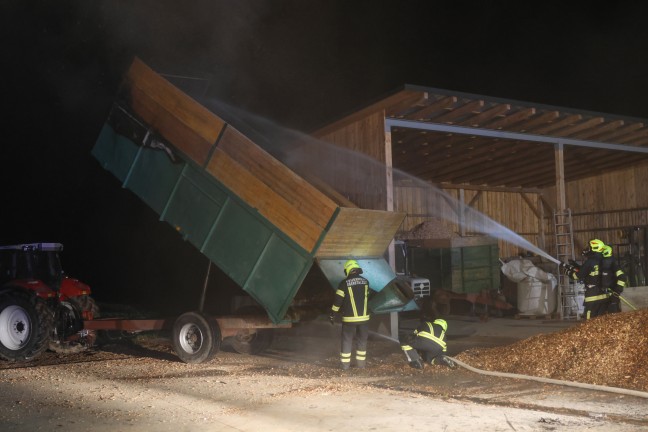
[5,0,648,312]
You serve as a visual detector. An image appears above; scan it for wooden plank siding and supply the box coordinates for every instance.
[313,111,389,210]
[206,148,328,253]
[216,127,338,231]
[126,58,225,166]
[542,162,648,255]
[316,208,406,258]
[394,186,543,258]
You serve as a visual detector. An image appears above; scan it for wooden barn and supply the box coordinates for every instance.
[310,86,648,318]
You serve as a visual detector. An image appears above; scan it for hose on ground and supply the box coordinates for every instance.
[448,356,648,399]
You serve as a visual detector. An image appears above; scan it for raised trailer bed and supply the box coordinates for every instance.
[90,57,414,362]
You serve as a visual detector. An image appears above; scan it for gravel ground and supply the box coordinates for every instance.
[1,316,647,432]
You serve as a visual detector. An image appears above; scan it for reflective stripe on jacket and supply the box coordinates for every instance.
[415,321,447,350]
[331,275,370,323]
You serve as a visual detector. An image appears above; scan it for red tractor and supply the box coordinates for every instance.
[0,243,98,362]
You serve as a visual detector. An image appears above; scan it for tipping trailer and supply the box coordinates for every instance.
[88,58,415,363]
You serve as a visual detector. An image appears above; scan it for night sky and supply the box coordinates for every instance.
[6,1,648,312]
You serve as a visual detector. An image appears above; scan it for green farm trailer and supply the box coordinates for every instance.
[87,58,415,363]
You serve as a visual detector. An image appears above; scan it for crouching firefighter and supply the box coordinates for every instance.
[329,259,372,370]
[400,317,456,370]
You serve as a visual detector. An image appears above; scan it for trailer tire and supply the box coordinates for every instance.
[227,305,274,355]
[0,290,53,362]
[172,311,221,364]
[230,329,274,355]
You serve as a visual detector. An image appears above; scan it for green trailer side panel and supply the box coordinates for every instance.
[162,166,228,246]
[450,244,500,294]
[245,236,313,322]
[126,146,185,215]
[92,124,139,182]
[408,244,500,294]
[92,124,314,323]
[203,201,273,282]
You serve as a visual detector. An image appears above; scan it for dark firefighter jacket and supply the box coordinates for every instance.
[601,255,626,294]
[331,274,371,323]
[403,320,447,352]
[569,252,606,302]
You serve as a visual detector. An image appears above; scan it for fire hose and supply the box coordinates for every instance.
[447,356,648,399]
[607,289,637,311]
[367,331,648,399]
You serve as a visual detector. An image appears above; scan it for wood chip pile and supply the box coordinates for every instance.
[457,309,648,391]
[399,218,456,239]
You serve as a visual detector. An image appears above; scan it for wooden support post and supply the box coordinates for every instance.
[554,143,566,211]
[384,121,399,340]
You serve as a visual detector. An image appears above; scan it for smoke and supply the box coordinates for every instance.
[201,97,557,264]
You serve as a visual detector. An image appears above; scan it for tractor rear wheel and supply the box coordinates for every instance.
[0,290,53,362]
[49,295,99,354]
[172,311,221,364]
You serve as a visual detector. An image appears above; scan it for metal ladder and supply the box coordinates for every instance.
[554,209,579,320]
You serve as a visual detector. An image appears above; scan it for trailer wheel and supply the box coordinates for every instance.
[229,305,274,355]
[172,311,221,364]
[0,290,53,362]
[230,329,274,355]
[49,296,98,354]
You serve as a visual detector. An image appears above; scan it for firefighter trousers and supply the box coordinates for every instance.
[401,335,445,365]
[340,321,369,368]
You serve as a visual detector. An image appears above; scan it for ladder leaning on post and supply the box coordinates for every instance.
[554,209,579,320]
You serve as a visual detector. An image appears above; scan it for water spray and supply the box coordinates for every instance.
[201,97,566,266]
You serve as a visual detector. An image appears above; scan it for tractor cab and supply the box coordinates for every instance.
[0,243,65,291]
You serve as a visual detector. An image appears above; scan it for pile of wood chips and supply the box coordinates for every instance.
[457,309,648,392]
[400,218,456,239]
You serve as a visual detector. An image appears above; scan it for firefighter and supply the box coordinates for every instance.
[563,239,607,320]
[400,316,456,370]
[600,245,626,313]
[329,259,372,370]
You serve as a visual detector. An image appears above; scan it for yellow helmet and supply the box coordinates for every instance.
[433,319,448,332]
[588,239,605,253]
[602,245,612,258]
[344,259,362,276]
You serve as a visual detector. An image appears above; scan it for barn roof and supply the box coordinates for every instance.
[314,85,648,191]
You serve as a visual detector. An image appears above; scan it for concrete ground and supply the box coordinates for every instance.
[1,309,647,432]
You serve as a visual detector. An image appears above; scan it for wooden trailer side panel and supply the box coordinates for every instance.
[126,57,225,166]
[316,207,405,258]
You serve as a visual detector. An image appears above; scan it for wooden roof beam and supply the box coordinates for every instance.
[457,103,511,127]
[429,100,485,124]
[398,96,457,120]
[565,152,648,179]
[527,114,582,134]
[492,160,557,187]
[552,117,605,138]
[591,122,644,142]
[515,111,560,132]
[482,107,536,130]
[435,182,542,193]
[401,139,516,178]
[448,145,549,182]
[571,119,624,140]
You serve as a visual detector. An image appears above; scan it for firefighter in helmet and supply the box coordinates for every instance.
[600,244,626,313]
[400,312,456,370]
[564,239,607,319]
[329,259,372,370]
